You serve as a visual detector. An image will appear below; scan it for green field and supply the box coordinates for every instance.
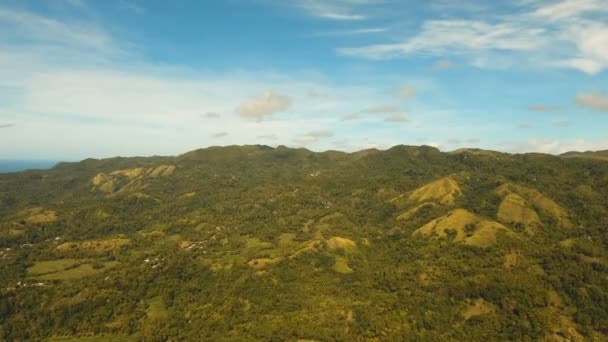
[27,260,119,281]
[27,259,81,276]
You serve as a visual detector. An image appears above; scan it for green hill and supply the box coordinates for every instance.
[1,145,607,341]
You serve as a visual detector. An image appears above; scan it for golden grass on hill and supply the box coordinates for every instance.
[110,168,145,179]
[178,192,196,199]
[91,165,176,194]
[391,177,461,207]
[326,237,356,251]
[397,202,439,221]
[414,209,516,247]
[497,193,541,229]
[148,165,176,177]
[462,298,495,320]
[23,208,58,224]
[56,238,130,253]
[247,257,282,270]
[409,177,461,204]
[333,256,353,274]
[497,183,570,227]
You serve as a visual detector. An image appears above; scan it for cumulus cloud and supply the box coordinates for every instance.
[396,87,416,101]
[342,104,409,122]
[305,130,334,139]
[384,114,409,123]
[528,104,558,112]
[363,105,401,114]
[296,130,335,144]
[203,112,221,119]
[575,93,608,112]
[236,91,292,122]
[433,59,454,71]
[554,120,573,128]
[341,113,360,121]
[257,134,278,140]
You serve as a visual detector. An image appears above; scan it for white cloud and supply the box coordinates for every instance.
[203,112,221,119]
[337,0,608,74]
[529,0,607,21]
[338,20,547,59]
[575,92,608,112]
[520,138,608,154]
[313,27,388,36]
[0,7,115,53]
[257,134,278,140]
[295,130,335,145]
[292,0,368,21]
[528,104,559,112]
[396,86,416,101]
[384,113,408,123]
[341,113,360,121]
[212,132,228,138]
[363,105,401,113]
[236,91,292,122]
[433,59,454,70]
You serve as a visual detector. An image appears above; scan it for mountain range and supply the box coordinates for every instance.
[1,145,607,341]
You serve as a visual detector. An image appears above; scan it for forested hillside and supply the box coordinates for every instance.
[1,145,607,341]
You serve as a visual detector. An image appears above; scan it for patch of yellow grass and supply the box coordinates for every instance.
[414,209,516,247]
[91,173,111,187]
[326,237,356,251]
[95,209,111,219]
[497,183,570,227]
[289,240,322,259]
[397,202,439,221]
[546,290,563,308]
[247,257,282,270]
[409,177,461,204]
[462,298,495,320]
[148,165,176,177]
[110,168,145,179]
[503,251,520,270]
[56,238,130,253]
[24,208,57,224]
[392,177,461,207]
[91,165,176,194]
[536,307,585,342]
[278,233,296,248]
[333,256,353,274]
[178,192,196,199]
[497,193,541,229]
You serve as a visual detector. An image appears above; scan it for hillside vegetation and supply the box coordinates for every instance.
[1,145,608,341]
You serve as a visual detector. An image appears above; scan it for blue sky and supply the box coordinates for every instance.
[0,0,607,160]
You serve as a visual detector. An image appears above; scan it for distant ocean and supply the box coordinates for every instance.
[0,160,59,173]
